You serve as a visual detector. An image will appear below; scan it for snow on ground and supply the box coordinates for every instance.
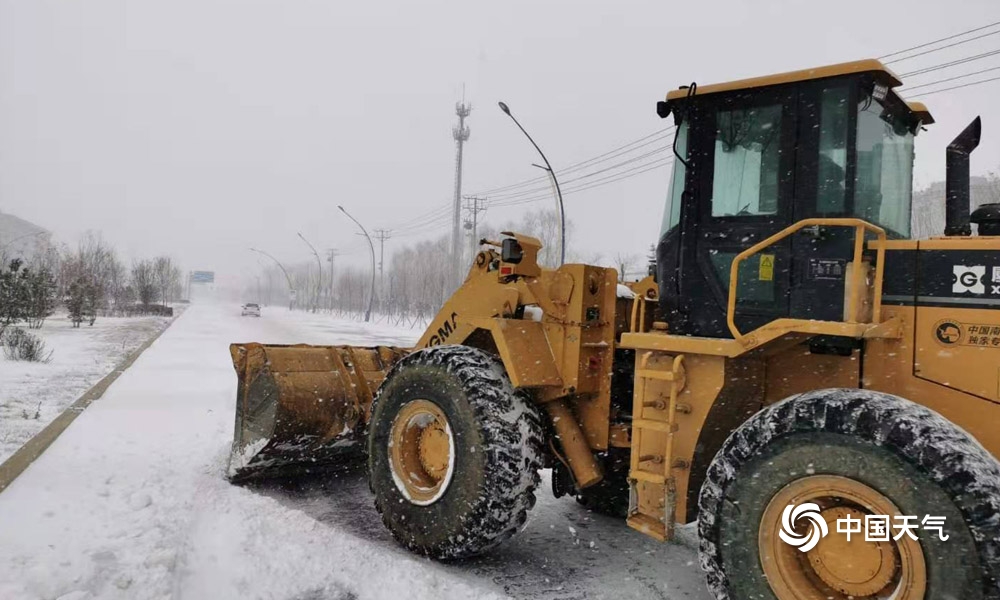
[0,303,711,600]
[0,312,173,464]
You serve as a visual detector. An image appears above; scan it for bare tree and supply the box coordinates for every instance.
[613,252,638,282]
[131,260,157,307]
[152,256,181,306]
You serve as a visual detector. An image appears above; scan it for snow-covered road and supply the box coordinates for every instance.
[0,304,711,600]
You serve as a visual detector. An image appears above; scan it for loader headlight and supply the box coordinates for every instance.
[872,82,888,101]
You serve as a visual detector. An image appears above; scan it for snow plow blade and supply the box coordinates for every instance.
[228,342,409,481]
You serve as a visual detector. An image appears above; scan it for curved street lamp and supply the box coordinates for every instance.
[338,205,376,322]
[249,247,295,310]
[297,232,323,312]
[498,101,566,266]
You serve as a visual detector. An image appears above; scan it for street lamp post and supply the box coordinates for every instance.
[338,206,376,322]
[498,101,566,266]
[297,233,323,313]
[249,247,295,310]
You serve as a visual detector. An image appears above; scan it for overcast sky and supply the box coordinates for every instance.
[2,0,999,281]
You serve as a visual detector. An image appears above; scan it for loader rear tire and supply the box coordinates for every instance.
[367,345,543,559]
[698,389,1000,600]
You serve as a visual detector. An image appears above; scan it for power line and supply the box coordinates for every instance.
[468,126,674,196]
[884,29,1000,64]
[900,48,1000,77]
[392,205,453,233]
[906,74,1000,98]
[394,152,670,233]
[901,64,1000,91]
[392,22,1000,243]
[494,159,671,209]
[488,145,671,202]
[879,19,1000,60]
[387,125,674,231]
[493,157,673,208]
[470,23,1000,214]
[393,218,452,239]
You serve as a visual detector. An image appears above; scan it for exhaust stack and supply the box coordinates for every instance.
[944,116,982,237]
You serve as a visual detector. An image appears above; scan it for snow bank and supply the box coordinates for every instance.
[0,313,172,464]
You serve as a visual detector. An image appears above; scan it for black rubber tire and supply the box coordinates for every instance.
[574,448,630,518]
[367,345,544,559]
[698,389,1000,600]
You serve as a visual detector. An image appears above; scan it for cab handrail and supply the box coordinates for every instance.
[726,218,887,342]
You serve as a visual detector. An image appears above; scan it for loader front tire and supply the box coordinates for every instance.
[367,345,543,559]
[698,389,1000,600]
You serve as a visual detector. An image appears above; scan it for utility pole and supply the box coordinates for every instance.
[452,98,472,288]
[462,196,488,261]
[326,248,338,311]
[373,229,392,291]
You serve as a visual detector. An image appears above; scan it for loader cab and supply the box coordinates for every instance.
[655,59,931,338]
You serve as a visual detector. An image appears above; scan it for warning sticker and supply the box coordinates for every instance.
[809,258,846,280]
[759,254,775,281]
[934,319,1000,348]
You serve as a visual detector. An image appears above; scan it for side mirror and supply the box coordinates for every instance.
[656,100,672,119]
[501,238,524,264]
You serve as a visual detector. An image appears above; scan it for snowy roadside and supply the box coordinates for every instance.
[0,311,175,464]
[0,304,710,600]
[243,306,425,347]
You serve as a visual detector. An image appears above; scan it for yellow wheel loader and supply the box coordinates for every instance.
[229,59,1000,599]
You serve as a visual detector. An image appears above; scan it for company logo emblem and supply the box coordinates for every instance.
[953,265,986,294]
[935,320,963,345]
[778,503,829,553]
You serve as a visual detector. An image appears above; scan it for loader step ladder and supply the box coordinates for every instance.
[627,353,686,541]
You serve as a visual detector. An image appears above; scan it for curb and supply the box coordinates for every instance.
[0,310,183,494]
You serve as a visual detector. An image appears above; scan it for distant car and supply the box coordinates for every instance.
[241,303,261,317]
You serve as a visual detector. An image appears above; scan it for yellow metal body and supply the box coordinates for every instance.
[230,222,999,539]
[664,59,902,101]
[227,61,997,593]
[620,219,1000,540]
[230,233,622,485]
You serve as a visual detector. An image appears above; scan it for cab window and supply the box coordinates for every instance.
[816,85,850,214]
[854,98,914,237]
[710,103,782,217]
[661,121,688,236]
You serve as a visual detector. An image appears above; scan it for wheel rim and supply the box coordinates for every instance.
[388,399,454,506]
[759,475,926,600]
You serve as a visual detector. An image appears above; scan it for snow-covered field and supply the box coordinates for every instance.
[0,313,173,464]
[0,304,710,600]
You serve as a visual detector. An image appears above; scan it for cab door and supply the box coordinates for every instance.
[789,80,857,322]
[679,86,798,338]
